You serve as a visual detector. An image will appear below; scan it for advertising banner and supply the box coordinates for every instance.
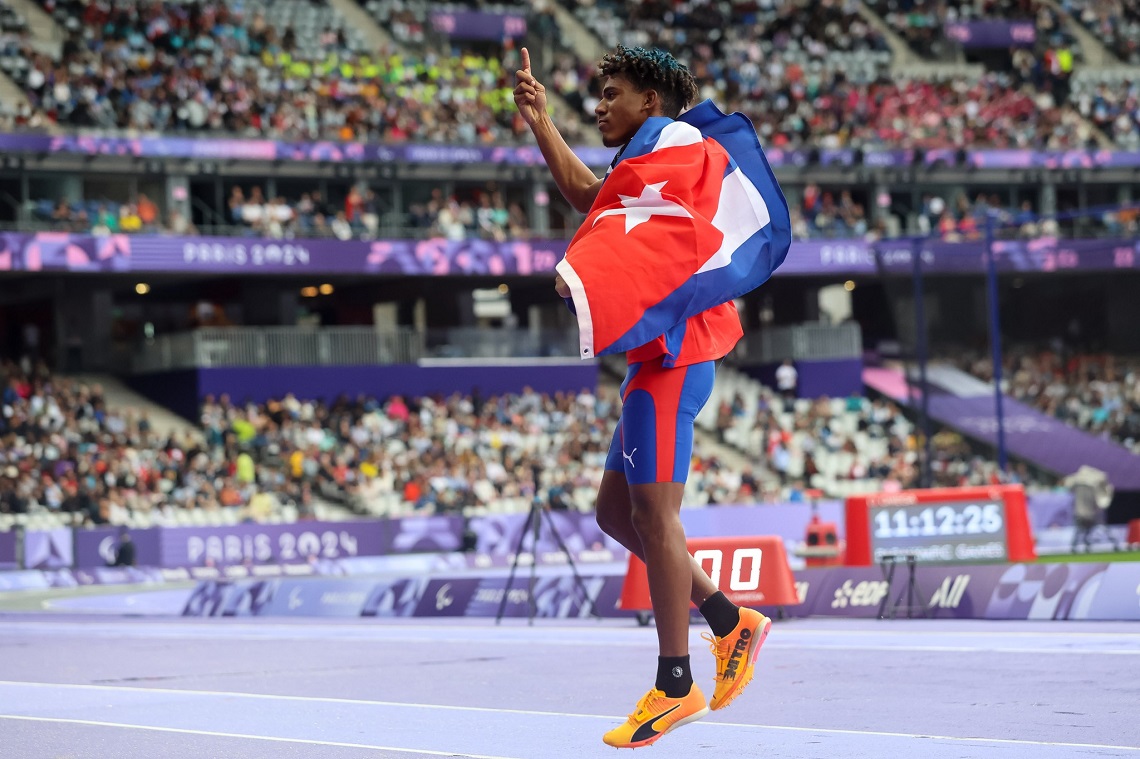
[158,521,385,567]
[8,133,1140,172]
[69,520,384,569]
[945,21,1036,47]
[176,560,1140,621]
[21,528,74,569]
[180,572,626,619]
[49,492,1075,571]
[73,526,150,568]
[1075,562,1140,620]
[470,510,623,557]
[429,10,526,39]
[0,232,570,276]
[380,515,465,554]
[3,232,1140,277]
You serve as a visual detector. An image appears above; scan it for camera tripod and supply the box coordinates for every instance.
[494,467,600,625]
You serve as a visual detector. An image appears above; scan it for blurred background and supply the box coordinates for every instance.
[0,0,1138,574]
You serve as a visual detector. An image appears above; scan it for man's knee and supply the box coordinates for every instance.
[596,503,625,538]
[627,483,684,539]
[629,498,672,538]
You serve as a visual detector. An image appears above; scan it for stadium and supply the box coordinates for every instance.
[0,0,1137,756]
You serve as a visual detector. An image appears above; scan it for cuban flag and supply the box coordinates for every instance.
[556,99,791,361]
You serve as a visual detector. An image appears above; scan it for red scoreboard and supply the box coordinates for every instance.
[845,485,1037,566]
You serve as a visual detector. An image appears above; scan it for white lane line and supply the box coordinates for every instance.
[6,619,1140,639]
[695,720,1140,752]
[2,624,1136,654]
[0,715,521,759]
[3,620,1138,641]
[764,643,1140,656]
[1,681,1137,752]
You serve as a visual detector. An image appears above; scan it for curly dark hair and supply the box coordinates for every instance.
[598,45,699,119]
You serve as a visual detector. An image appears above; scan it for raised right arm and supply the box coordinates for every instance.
[513,47,603,215]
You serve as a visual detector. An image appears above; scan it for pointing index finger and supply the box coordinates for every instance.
[521,47,531,75]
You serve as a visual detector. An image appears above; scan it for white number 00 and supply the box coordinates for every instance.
[693,548,764,591]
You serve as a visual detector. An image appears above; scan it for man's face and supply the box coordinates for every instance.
[595,75,655,148]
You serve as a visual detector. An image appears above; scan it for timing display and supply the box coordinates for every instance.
[869,499,1009,563]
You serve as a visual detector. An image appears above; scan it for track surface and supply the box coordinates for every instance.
[0,615,1137,758]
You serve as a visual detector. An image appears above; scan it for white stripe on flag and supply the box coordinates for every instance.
[555,258,595,360]
[650,122,703,152]
[698,166,771,274]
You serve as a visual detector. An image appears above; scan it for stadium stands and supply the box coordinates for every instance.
[1062,0,1140,65]
[5,345,1049,532]
[0,356,323,533]
[963,350,1140,454]
[0,0,1132,150]
[25,180,531,240]
[1071,70,1140,148]
[16,0,529,143]
[695,364,1046,502]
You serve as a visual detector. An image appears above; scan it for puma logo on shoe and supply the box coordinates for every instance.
[629,704,680,744]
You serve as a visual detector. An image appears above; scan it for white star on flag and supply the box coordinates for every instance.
[592,181,692,234]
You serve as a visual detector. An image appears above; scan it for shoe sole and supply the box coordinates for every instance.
[611,705,711,749]
[710,614,772,711]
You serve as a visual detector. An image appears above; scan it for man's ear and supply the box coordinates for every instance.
[642,88,660,114]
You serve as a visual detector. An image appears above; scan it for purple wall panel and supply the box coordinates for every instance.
[0,530,17,570]
[194,364,599,405]
[740,359,864,399]
[945,20,1036,47]
[7,132,1140,172]
[175,561,1140,620]
[926,393,1140,489]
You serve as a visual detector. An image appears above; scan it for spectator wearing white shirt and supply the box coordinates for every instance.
[776,359,798,403]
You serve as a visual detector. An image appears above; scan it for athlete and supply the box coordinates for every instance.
[513,45,772,748]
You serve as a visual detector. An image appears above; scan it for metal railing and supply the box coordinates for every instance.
[132,326,582,371]
[737,322,863,363]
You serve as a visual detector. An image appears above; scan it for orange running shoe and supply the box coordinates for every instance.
[602,684,709,748]
[703,607,771,710]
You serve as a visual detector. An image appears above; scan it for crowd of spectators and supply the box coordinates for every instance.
[1071,76,1140,149]
[0,356,309,528]
[18,0,535,144]
[794,185,876,239]
[12,337,1140,532]
[704,377,1043,506]
[7,345,1042,529]
[790,186,1130,243]
[1061,0,1140,65]
[0,0,1132,149]
[412,188,531,242]
[0,355,621,526]
[48,184,1137,244]
[201,386,618,518]
[30,182,532,241]
[964,349,1140,453]
[869,0,1071,57]
[28,193,198,236]
[906,191,1138,240]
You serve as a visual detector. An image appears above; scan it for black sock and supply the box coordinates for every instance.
[656,655,693,698]
[699,591,741,638]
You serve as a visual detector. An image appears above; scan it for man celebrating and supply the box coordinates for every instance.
[514,45,791,748]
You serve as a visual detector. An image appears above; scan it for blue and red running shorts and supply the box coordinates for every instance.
[605,356,716,485]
